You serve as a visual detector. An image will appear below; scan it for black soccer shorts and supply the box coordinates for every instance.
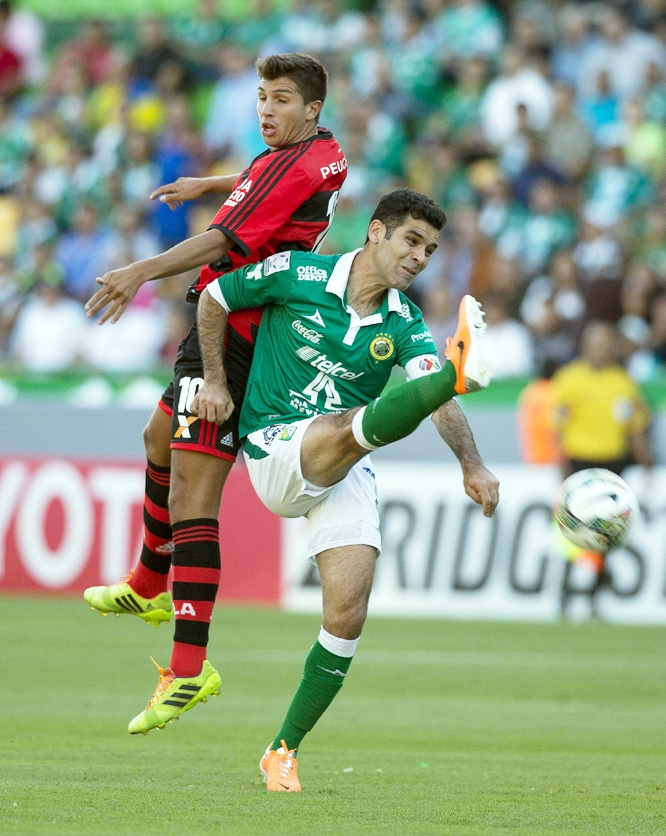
[159,320,255,461]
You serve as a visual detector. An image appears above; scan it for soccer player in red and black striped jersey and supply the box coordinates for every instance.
[83,53,348,734]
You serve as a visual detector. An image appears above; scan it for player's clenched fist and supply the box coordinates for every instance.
[191,383,235,425]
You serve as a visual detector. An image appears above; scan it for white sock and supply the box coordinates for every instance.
[318,626,359,658]
[351,407,378,451]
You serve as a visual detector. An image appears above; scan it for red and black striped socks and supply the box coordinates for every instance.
[129,460,172,599]
[170,518,221,677]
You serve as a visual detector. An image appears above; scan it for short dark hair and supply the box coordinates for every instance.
[370,189,447,237]
[256,53,328,106]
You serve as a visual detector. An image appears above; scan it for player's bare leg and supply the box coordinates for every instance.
[261,544,376,790]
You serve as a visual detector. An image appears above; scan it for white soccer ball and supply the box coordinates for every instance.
[553,468,639,552]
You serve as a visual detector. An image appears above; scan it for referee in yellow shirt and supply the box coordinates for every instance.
[552,319,654,617]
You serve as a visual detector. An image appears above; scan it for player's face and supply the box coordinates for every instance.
[257,77,321,149]
[373,218,440,292]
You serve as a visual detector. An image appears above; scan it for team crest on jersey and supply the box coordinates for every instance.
[369,334,395,361]
[263,252,291,275]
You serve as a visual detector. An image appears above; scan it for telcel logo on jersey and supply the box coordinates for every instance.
[309,354,363,380]
[292,320,323,344]
[297,265,328,281]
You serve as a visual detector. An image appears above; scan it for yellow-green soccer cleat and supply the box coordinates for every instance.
[128,658,222,735]
[83,581,173,627]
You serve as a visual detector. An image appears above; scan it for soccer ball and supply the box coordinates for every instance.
[553,468,639,552]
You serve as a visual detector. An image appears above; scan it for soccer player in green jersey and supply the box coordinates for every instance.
[193,188,499,791]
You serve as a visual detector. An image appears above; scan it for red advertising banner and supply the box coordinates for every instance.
[0,455,281,603]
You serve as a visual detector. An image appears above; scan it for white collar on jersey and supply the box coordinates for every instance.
[326,248,403,314]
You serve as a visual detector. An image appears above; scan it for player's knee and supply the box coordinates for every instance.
[143,415,171,465]
[325,600,368,639]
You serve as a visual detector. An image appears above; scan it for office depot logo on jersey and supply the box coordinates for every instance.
[297,265,328,281]
[264,252,291,275]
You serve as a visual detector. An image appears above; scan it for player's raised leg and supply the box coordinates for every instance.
[351,294,491,452]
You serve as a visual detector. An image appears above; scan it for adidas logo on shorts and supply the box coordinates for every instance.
[220,432,234,447]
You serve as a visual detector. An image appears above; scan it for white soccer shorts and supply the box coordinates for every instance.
[243,416,382,559]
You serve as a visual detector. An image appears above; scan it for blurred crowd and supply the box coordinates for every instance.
[2,0,666,381]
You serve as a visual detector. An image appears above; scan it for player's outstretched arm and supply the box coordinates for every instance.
[86,228,229,325]
[190,285,235,425]
[150,174,240,210]
[432,400,499,518]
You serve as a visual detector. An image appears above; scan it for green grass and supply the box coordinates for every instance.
[2,597,666,835]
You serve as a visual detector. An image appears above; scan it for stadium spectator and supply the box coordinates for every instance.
[169,0,229,81]
[577,6,666,103]
[0,94,33,192]
[543,81,595,184]
[479,290,535,378]
[81,54,349,741]
[501,177,576,278]
[430,55,490,154]
[622,94,666,181]
[479,43,553,146]
[549,3,597,89]
[0,0,45,87]
[0,14,22,99]
[577,68,621,140]
[9,278,86,371]
[201,44,266,167]
[191,189,498,790]
[47,19,118,96]
[53,200,116,302]
[520,247,585,367]
[432,0,505,68]
[127,15,189,100]
[617,313,659,382]
[150,93,205,248]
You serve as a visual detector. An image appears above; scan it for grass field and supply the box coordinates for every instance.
[2,596,665,836]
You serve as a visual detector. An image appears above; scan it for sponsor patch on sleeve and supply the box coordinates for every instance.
[418,355,442,372]
[263,251,291,275]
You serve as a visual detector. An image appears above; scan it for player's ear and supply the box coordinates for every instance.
[367,219,385,244]
[306,100,323,121]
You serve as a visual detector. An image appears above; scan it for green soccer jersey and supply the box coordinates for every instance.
[210,249,440,438]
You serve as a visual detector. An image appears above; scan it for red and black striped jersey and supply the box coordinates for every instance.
[188,127,347,341]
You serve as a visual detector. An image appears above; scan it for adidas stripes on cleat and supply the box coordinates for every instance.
[444,294,493,394]
[128,658,222,735]
[83,581,173,626]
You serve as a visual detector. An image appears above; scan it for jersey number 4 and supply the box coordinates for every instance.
[302,371,342,411]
